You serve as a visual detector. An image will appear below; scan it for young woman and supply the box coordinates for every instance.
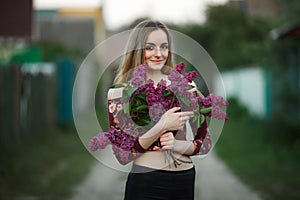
[107,20,211,200]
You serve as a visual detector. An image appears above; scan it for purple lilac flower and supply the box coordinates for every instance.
[209,93,229,108]
[130,63,148,86]
[166,75,182,93]
[177,79,190,96]
[184,71,198,83]
[112,145,130,163]
[143,79,155,93]
[157,79,167,88]
[149,103,165,122]
[197,96,211,107]
[175,62,186,74]
[89,132,110,151]
[182,92,198,112]
[106,126,137,151]
[168,70,182,81]
[156,79,167,96]
[211,105,228,121]
[161,94,174,110]
[132,80,154,98]
[167,67,192,99]
[146,92,159,107]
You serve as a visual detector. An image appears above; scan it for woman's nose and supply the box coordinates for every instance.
[154,47,162,57]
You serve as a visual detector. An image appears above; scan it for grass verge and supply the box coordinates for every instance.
[215,117,300,200]
[0,126,93,200]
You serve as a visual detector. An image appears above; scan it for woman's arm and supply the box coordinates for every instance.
[138,107,193,149]
[170,120,212,156]
[186,84,212,155]
[165,83,212,156]
[105,88,193,165]
[173,140,194,155]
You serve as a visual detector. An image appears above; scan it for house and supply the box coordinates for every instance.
[269,22,300,120]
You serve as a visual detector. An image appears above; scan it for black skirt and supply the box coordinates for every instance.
[124,164,195,200]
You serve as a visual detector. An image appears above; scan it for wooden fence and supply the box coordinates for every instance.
[0,63,60,146]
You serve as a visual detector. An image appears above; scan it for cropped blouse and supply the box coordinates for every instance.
[107,90,212,165]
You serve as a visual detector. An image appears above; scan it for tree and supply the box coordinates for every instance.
[170,4,272,71]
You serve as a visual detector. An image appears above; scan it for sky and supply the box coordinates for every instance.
[34,0,228,30]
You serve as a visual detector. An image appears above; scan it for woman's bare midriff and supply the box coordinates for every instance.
[134,150,194,171]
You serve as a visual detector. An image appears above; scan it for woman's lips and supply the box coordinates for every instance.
[151,60,163,64]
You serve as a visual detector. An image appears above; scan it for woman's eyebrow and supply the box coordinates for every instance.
[145,42,168,45]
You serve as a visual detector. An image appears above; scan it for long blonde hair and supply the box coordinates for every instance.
[114,20,174,84]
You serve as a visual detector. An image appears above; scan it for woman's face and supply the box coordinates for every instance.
[144,29,169,71]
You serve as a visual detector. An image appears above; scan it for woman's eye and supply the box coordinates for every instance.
[145,45,154,50]
[160,44,168,50]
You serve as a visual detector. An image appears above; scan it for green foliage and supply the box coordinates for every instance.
[226,97,251,119]
[129,92,151,126]
[0,127,93,200]
[265,82,300,145]
[33,42,84,62]
[216,114,300,200]
[274,0,300,23]
[172,4,272,71]
[207,5,272,70]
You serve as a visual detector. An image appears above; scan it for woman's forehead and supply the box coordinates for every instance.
[146,29,168,44]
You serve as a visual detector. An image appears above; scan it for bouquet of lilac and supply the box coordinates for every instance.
[89,62,228,164]
[122,62,228,128]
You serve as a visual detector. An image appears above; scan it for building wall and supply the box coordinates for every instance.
[33,7,106,54]
[229,0,280,18]
[214,67,270,117]
[245,0,280,18]
[38,17,94,54]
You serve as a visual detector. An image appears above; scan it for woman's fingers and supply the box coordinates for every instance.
[160,133,173,142]
[177,111,194,117]
[167,107,181,113]
[152,146,161,151]
[159,108,193,131]
[180,116,190,121]
[160,132,174,150]
[160,132,173,140]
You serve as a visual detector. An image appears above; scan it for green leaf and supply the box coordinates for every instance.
[200,107,212,114]
[162,90,173,97]
[136,110,148,114]
[135,93,146,101]
[132,105,148,111]
[123,90,129,99]
[192,116,198,123]
[136,118,151,126]
[198,114,205,128]
[126,86,137,97]
[133,99,142,106]
[180,96,190,106]
[110,84,125,88]
[123,103,129,114]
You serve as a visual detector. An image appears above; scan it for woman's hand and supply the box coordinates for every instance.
[152,132,175,151]
[160,132,175,150]
[158,107,193,132]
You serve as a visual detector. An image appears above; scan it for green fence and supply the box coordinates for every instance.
[0,64,57,146]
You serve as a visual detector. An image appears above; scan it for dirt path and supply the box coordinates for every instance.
[195,150,261,200]
[70,150,261,200]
